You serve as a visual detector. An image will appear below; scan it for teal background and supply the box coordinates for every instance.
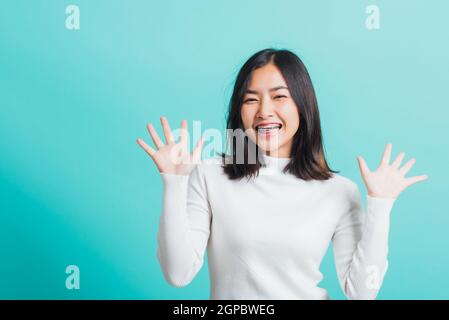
[0,0,447,299]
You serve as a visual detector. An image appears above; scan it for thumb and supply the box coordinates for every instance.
[357,156,370,176]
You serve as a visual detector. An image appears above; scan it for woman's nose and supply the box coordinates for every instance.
[257,98,275,117]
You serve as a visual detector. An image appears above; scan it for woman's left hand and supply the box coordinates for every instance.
[357,143,428,199]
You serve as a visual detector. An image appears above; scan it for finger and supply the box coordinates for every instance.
[137,138,156,158]
[399,158,416,176]
[391,151,405,169]
[179,119,188,149]
[357,156,371,176]
[161,116,175,144]
[147,123,164,149]
[404,174,428,188]
[380,142,392,167]
[191,136,205,164]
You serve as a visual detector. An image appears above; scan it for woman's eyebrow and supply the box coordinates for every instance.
[269,86,289,91]
[245,86,289,94]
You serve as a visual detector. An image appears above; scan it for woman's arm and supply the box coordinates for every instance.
[333,142,427,299]
[157,165,211,287]
[332,185,395,299]
[137,116,208,287]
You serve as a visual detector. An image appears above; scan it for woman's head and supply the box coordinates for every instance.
[221,48,337,181]
[240,60,300,158]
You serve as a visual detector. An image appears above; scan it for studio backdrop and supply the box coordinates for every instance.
[0,0,447,299]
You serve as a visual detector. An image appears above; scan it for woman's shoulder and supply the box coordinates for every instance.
[194,155,226,177]
[325,173,360,196]
[311,173,362,209]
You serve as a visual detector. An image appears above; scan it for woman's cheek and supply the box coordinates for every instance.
[284,103,300,125]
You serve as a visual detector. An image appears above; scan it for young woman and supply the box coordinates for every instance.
[137,48,428,300]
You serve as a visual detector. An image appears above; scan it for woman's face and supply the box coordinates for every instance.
[241,63,300,158]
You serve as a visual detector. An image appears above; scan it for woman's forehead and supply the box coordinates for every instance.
[247,65,288,92]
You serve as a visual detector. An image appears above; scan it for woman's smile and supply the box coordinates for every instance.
[255,124,283,140]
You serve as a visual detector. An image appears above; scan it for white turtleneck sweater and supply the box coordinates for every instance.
[156,153,396,300]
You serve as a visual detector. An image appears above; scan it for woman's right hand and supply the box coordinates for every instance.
[137,116,204,176]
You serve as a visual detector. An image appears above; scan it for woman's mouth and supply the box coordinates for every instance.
[255,124,282,139]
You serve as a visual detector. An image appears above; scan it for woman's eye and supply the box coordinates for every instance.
[244,98,258,103]
[274,95,287,100]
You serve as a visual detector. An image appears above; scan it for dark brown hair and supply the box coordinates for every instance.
[219,48,338,181]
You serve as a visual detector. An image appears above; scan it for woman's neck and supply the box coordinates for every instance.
[260,152,291,173]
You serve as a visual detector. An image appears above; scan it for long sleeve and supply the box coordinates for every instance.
[332,183,396,300]
[156,164,212,287]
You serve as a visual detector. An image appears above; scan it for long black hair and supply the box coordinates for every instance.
[219,48,338,181]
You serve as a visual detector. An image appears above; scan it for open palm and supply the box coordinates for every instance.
[357,143,428,199]
[137,117,204,176]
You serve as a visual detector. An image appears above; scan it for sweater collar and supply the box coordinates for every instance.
[260,152,291,171]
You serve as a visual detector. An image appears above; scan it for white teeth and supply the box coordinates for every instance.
[256,124,282,131]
